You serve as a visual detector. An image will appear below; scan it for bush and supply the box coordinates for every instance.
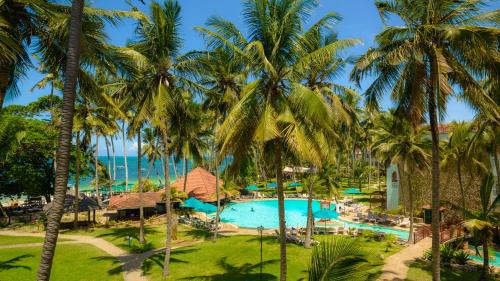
[453,250,470,265]
[440,243,456,264]
[131,179,160,193]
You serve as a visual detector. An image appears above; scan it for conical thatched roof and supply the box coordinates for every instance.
[170,167,225,202]
[43,190,100,213]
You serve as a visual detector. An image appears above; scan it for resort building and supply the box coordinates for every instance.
[170,167,225,202]
[108,192,165,219]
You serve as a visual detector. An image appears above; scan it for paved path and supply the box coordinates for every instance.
[0,231,199,281]
[378,237,432,281]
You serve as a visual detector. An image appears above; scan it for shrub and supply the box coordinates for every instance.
[440,243,456,264]
[453,250,470,265]
[423,249,432,261]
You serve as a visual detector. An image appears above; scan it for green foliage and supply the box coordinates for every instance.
[131,179,160,193]
[440,243,456,264]
[308,236,368,281]
[453,250,470,265]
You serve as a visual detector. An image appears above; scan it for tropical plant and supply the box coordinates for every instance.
[453,250,470,265]
[351,1,499,278]
[371,111,430,243]
[307,236,367,281]
[462,173,499,277]
[132,179,160,193]
[198,1,358,278]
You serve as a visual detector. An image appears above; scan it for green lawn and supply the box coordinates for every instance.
[142,234,401,281]
[0,235,45,245]
[406,260,488,281]
[0,243,123,281]
[65,224,209,253]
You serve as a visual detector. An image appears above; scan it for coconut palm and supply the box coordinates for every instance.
[371,111,430,243]
[462,173,498,278]
[351,1,499,277]
[180,47,247,239]
[36,1,85,280]
[142,127,163,180]
[307,236,368,281]
[118,0,197,276]
[197,1,359,279]
[442,121,487,221]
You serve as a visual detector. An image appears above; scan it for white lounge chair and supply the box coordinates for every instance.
[399,218,410,227]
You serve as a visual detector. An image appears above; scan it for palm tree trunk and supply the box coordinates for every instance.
[0,202,9,224]
[73,131,81,229]
[482,231,489,278]
[377,161,381,191]
[111,137,116,181]
[122,120,129,191]
[105,136,112,196]
[161,123,173,277]
[0,62,13,110]
[213,122,221,239]
[95,135,102,206]
[138,130,145,244]
[146,155,155,179]
[275,143,287,281]
[172,154,179,179]
[457,158,466,221]
[492,142,500,197]
[36,1,84,279]
[183,154,188,192]
[368,150,372,186]
[304,166,315,248]
[407,165,414,244]
[429,60,442,281]
[182,153,186,177]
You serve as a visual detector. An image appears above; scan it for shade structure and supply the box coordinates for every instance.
[183,197,204,208]
[266,182,277,188]
[196,203,217,214]
[343,188,363,195]
[245,184,259,191]
[313,209,338,220]
[288,182,303,187]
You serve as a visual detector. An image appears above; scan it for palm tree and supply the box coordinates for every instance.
[442,121,486,221]
[36,1,85,280]
[181,47,247,239]
[142,127,163,180]
[198,1,358,279]
[119,1,196,276]
[307,236,367,281]
[462,173,498,278]
[371,111,430,243]
[351,1,499,278]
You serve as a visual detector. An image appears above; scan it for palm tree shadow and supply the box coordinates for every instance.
[182,229,211,240]
[142,248,200,275]
[245,236,282,246]
[180,257,279,281]
[91,256,123,276]
[0,254,34,272]
[95,226,161,241]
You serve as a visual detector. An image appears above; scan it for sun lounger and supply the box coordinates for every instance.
[337,227,345,235]
[399,218,410,227]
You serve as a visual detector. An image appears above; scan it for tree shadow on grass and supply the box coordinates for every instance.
[91,256,123,276]
[95,226,162,241]
[0,254,34,272]
[181,229,211,240]
[180,257,279,281]
[142,248,200,276]
[245,236,287,246]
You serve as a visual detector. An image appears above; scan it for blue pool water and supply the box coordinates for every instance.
[220,199,409,239]
[469,246,500,267]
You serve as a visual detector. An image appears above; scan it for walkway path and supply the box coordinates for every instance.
[0,231,199,281]
[378,237,432,281]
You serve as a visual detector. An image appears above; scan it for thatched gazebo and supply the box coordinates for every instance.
[43,190,100,223]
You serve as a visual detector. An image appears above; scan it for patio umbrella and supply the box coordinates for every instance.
[245,185,259,191]
[313,209,339,234]
[266,182,277,188]
[195,203,217,224]
[287,182,302,188]
[183,197,204,208]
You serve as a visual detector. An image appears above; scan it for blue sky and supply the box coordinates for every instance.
[6,0,498,155]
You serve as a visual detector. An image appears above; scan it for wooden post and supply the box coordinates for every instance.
[93,209,96,223]
[87,210,90,222]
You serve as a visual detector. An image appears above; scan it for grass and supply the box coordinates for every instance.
[65,223,209,253]
[0,243,123,281]
[142,234,401,281]
[0,235,68,245]
[406,260,489,281]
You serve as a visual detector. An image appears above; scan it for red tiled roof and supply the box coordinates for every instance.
[169,167,225,202]
[108,192,162,210]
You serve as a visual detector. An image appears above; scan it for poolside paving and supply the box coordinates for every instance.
[378,237,432,281]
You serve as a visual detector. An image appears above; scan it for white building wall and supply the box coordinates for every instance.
[386,164,400,210]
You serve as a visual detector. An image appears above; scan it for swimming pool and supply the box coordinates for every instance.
[219,199,409,239]
[468,246,500,267]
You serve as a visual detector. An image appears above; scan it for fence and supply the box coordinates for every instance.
[413,223,465,244]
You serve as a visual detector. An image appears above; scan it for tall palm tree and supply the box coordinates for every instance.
[36,1,85,280]
[118,1,196,276]
[142,127,163,180]
[198,1,358,279]
[371,111,430,243]
[180,47,247,239]
[462,173,498,278]
[351,1,499,278]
